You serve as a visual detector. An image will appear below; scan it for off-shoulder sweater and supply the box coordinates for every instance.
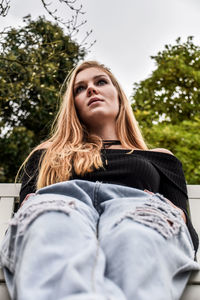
[19,148,199,252]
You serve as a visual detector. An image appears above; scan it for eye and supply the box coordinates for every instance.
[96,79,107,86]
[74,85,85,95]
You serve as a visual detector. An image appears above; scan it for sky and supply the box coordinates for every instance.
[0,0,200,98]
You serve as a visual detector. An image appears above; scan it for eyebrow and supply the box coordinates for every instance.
[74,74,108,88]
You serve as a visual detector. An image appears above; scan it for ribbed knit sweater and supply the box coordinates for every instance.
[19,148,199,252]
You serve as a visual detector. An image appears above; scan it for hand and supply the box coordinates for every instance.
[164,198,186,223]
[144,189,186,223]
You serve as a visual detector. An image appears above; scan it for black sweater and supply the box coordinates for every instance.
[20,148,199,252]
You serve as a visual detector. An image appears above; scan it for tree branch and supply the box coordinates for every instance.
[41,0,95,50]
[41,0,85,36]
[0,0,10,17]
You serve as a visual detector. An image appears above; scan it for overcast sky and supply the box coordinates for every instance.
[1,0,200,98]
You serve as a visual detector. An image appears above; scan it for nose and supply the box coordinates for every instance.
[87,85,98,97]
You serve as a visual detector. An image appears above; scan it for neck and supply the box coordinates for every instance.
[89,123,118,140]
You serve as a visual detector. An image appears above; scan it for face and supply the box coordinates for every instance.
[73,67,119,129]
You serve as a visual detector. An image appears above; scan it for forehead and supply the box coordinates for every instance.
[74,67,109,85]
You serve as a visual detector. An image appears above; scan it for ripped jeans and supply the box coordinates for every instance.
[0,180,199,300]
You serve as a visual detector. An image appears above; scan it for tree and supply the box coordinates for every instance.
[132,37,200,125]
[132,37,200,184]
[139,118,200,184]
[0,15,86,182]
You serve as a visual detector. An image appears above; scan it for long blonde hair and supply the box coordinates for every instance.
[20,61,148,189]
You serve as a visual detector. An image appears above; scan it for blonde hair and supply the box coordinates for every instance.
[19,61,147,189]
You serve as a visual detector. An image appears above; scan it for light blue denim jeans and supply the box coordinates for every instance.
[0,179,199,300]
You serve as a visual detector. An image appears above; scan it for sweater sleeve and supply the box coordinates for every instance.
[147,151,199,253]
[19,149,44,205]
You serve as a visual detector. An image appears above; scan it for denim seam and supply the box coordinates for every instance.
[93,181,101,213]
[0,250,15,272]
[91,182,101,293]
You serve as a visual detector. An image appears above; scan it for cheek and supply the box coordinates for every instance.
[110,90,119,110]
[74,96,82,113]
[74,99,82,120]
[114,96,120,117]
[74,97,88,123]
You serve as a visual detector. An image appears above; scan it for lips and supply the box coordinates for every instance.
[88,97,103,106]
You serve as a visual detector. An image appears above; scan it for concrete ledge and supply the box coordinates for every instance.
[181,285,200,300]
[0,283,11,300]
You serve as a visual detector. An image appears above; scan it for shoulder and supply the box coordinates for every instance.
[26,141,52,167]
[25,148,45,170]
[29,142,51,161]
[134,148,182,168]
[150,148,174,156]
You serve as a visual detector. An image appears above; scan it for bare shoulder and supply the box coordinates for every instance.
[150,148,174,156]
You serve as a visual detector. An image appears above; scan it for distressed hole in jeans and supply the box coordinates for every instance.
[9,199,76,236]
[115,198,183,239]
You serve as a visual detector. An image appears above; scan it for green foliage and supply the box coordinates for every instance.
[132,37,200,184]
[0,127,34,182]
[132,37,200,124]
[0,15,86,182]
[142,119,200,184]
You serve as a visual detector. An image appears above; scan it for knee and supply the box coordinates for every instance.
[26,211,70,241]
[110,217,165,251]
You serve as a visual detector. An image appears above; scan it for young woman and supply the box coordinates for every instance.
[0,61,199,300]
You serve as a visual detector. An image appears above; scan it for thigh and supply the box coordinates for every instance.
[99,192,193,251]
[0,190,99,274]
[98,193,199,300]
